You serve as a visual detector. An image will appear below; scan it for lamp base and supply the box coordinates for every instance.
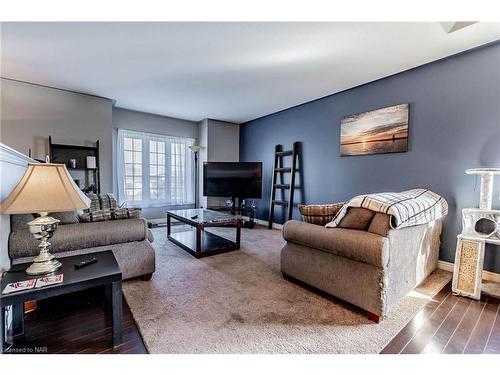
[26,256,62,276]
[26,213,62,276]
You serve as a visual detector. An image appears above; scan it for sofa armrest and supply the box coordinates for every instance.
[384,220,442,310]
[282,220,389,268]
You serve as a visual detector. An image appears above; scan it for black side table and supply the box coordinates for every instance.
[1,251,122,352]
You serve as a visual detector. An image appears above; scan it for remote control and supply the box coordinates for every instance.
[74,257,97,269]
[191,215,198,219]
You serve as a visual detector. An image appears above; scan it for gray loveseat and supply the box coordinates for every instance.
[9,214,155,280]
[280,210,442,322]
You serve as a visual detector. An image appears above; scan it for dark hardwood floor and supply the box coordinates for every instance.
[382,281,500,354]
[4,286,147,354]
[4,281,499,354]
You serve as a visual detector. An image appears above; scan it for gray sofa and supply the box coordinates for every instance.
[280,213,442,322]
[9,214,155,281]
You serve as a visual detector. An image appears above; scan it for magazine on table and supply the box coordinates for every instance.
[35,274,64,288]
[2,274,64,295]
[1,279,37,294]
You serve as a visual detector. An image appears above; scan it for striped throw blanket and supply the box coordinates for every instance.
[326,189,448,229]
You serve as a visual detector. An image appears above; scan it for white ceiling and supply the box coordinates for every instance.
[1,22,499,123]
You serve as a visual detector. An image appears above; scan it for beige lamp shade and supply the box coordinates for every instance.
[0,163,91,214]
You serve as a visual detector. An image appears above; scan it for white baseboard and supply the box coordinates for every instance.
[437,260,500,283]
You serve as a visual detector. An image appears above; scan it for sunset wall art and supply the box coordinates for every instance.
[340,103,409,156]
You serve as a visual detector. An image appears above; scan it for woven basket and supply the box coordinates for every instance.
[298,202,344,226]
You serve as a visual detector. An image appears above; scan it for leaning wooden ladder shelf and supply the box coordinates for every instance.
[268,142,299,229]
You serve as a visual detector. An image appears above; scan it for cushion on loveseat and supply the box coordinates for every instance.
[367,212,391,237]
[282,220,389,268]
[9,218,148,259]
[338,207,376,230]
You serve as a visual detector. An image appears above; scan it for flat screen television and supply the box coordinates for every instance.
[203,162,262,198]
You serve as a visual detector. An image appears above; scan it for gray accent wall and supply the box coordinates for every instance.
[1,79,114,192]
[240,42,500,273]
[112,107,198,139]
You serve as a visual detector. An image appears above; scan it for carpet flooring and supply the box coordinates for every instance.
[122,225,451,354]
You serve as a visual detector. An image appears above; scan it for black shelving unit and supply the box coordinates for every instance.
[49,136,101,194]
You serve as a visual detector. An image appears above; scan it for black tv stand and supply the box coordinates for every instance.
[208,201,256,229]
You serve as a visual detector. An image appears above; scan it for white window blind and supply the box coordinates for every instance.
[117,129,195,207]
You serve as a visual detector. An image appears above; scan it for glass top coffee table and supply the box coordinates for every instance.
[166,209,243,258]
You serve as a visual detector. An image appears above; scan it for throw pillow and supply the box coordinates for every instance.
[299,203,344,226]
[78,209,113,222]
[85,193,100,212]
[338,207,376,230]
[99,193,118,210]
[367,212,391,237]
[84,193,118,213]
[113,207,142,220]
[78,208,142,222]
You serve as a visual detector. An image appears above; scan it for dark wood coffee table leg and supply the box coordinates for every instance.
[196,224,202,257]
[236,221,241,248]
[12,303,24,339]
[111,280,123,347]
[167,213,171,236]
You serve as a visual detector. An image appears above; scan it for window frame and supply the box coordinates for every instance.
[117,129,195,208]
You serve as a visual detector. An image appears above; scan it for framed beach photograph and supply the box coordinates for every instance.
[340,103,409,156]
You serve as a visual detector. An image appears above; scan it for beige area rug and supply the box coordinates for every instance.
[123,225,451,354]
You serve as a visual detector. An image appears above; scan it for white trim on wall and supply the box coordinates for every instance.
[0,143,36,273]
[0,142,34,167]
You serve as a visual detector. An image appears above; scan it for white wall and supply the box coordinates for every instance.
[0,79,114,192]
[0,144,35,273]
[112,107,199,218]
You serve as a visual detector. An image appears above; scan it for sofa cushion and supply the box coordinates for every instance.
[338,207,375,230]
[48,211,79,225]
[9,218,148,259]
[299,203,343,226]
[10,214,35,231]
[282,220,389,268]
[368,212,391,237]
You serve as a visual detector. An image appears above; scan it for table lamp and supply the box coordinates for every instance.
[0,161,90,275]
